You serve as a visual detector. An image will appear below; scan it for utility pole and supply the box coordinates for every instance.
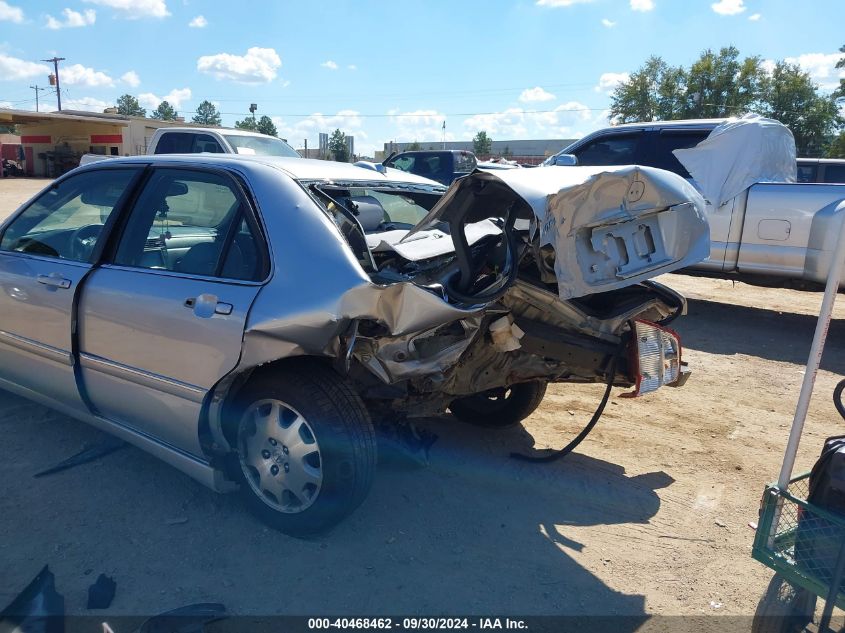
[41,56,65,111]
[249,103,257,127]
[29,85,47,112]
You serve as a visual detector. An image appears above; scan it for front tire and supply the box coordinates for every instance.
[233,362,376,537]
[449,381,547,429]
[752,574,816,633]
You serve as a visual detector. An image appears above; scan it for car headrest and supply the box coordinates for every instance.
[348,195,387,232]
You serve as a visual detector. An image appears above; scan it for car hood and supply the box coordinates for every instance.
[403,165,710,299]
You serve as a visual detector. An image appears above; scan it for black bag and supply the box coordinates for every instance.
[794,380,845,585]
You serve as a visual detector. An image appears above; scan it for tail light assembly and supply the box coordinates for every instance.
[629,319,689,396]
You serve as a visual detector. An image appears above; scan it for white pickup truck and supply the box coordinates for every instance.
[545,117,845,287]
[81,127,300,165]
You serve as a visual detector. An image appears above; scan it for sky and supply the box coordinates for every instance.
[1,0,844,157]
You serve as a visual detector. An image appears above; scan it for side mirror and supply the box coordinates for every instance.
[553,154,578,166]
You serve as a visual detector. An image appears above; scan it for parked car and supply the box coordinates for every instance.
[797,158,845,184]
[0,155,708,535]
[383,150,477,184]
[80,127,300,166]
[543,118,845,287]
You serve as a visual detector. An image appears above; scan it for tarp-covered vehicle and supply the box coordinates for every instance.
[0,155,709,535]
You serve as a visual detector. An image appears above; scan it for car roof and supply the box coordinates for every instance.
[607,118,728,131]
[153,126,276,139]
[75,154,445,187]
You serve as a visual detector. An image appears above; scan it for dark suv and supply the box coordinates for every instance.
[544,119,845,183]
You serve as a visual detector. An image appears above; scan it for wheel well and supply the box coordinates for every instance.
[218,356,338,447]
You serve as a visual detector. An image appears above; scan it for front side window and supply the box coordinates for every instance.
[113,169,265,281]
[0,169,137,262]
[387,156,415,172]
[575,134,641,166]
[822,164,845,184]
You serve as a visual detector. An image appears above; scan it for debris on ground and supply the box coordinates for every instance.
[0,564,64,633]
[33,437,127,478]
[87,574,117,609]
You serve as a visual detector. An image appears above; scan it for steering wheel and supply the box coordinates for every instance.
[70,223,104,262]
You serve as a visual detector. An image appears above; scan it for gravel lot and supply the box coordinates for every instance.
[1,177,844,621]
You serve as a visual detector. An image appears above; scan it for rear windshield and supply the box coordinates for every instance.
[222,134,300,157]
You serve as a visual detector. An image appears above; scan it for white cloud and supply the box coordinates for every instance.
[321,60,339,70]
[711,0,745,15]
[83,0,169,19]
[462,102,605,141]
[120,70,140,87]
[536,0,594,6]
[348,64,357,71]
[197,47,282,84]
[748,12,761,20]
[62,96,112,112]
[61,63,114,87]
[46,7,96,29]
[519,87,556,103]
[595,71,630,93]
[272,109,369,151]
[630,0,655,11]
[188,14,206,28]
[139,87,191,110]
[601,18,616,27]
[0,54,50,81]
[784,52,845,91]
[0,0,23,22]
[387,109,452,145]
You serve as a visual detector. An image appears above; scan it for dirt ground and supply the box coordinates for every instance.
[1,177,844,621]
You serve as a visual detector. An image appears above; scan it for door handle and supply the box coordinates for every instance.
[184,295,233,317]
[37,273,71,289]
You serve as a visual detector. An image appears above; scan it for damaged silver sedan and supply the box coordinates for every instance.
[0,155,708,535]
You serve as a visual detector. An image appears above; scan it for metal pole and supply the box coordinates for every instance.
[777,202,845,490]
[41,57,65,111]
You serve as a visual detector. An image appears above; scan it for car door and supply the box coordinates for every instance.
[0,167,141,408]
[78,167,269,457]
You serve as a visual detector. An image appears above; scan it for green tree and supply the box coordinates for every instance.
[834,44,845,101]
[502,145,512,158]
[762,61,842,156]
[827,131,845,158]
[472,130,492,156]
[116,94,146,117]
[408,140,421,150]
[151,100,178,121]
[257,115,277,137]
[328,128,349,162]
[192,100,222,126]
[234,117,258,131]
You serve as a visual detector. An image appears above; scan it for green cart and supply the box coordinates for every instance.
[751,207,845,633]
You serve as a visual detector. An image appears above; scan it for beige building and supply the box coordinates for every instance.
[0,108,197,177]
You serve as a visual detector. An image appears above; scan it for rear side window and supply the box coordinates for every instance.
[797,163,818,183]
[154,132,223,154]
[454,152,477,172]
[387,156,414,172]
[822,164,845,184]
[652,131,711,178]
[574,133,642,166]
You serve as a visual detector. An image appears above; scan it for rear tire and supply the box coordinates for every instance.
[751,574,816,633]
[449,381,547,429]
[232,361,376,537]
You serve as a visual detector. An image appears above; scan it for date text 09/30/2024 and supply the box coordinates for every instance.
[308,618,528,630]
